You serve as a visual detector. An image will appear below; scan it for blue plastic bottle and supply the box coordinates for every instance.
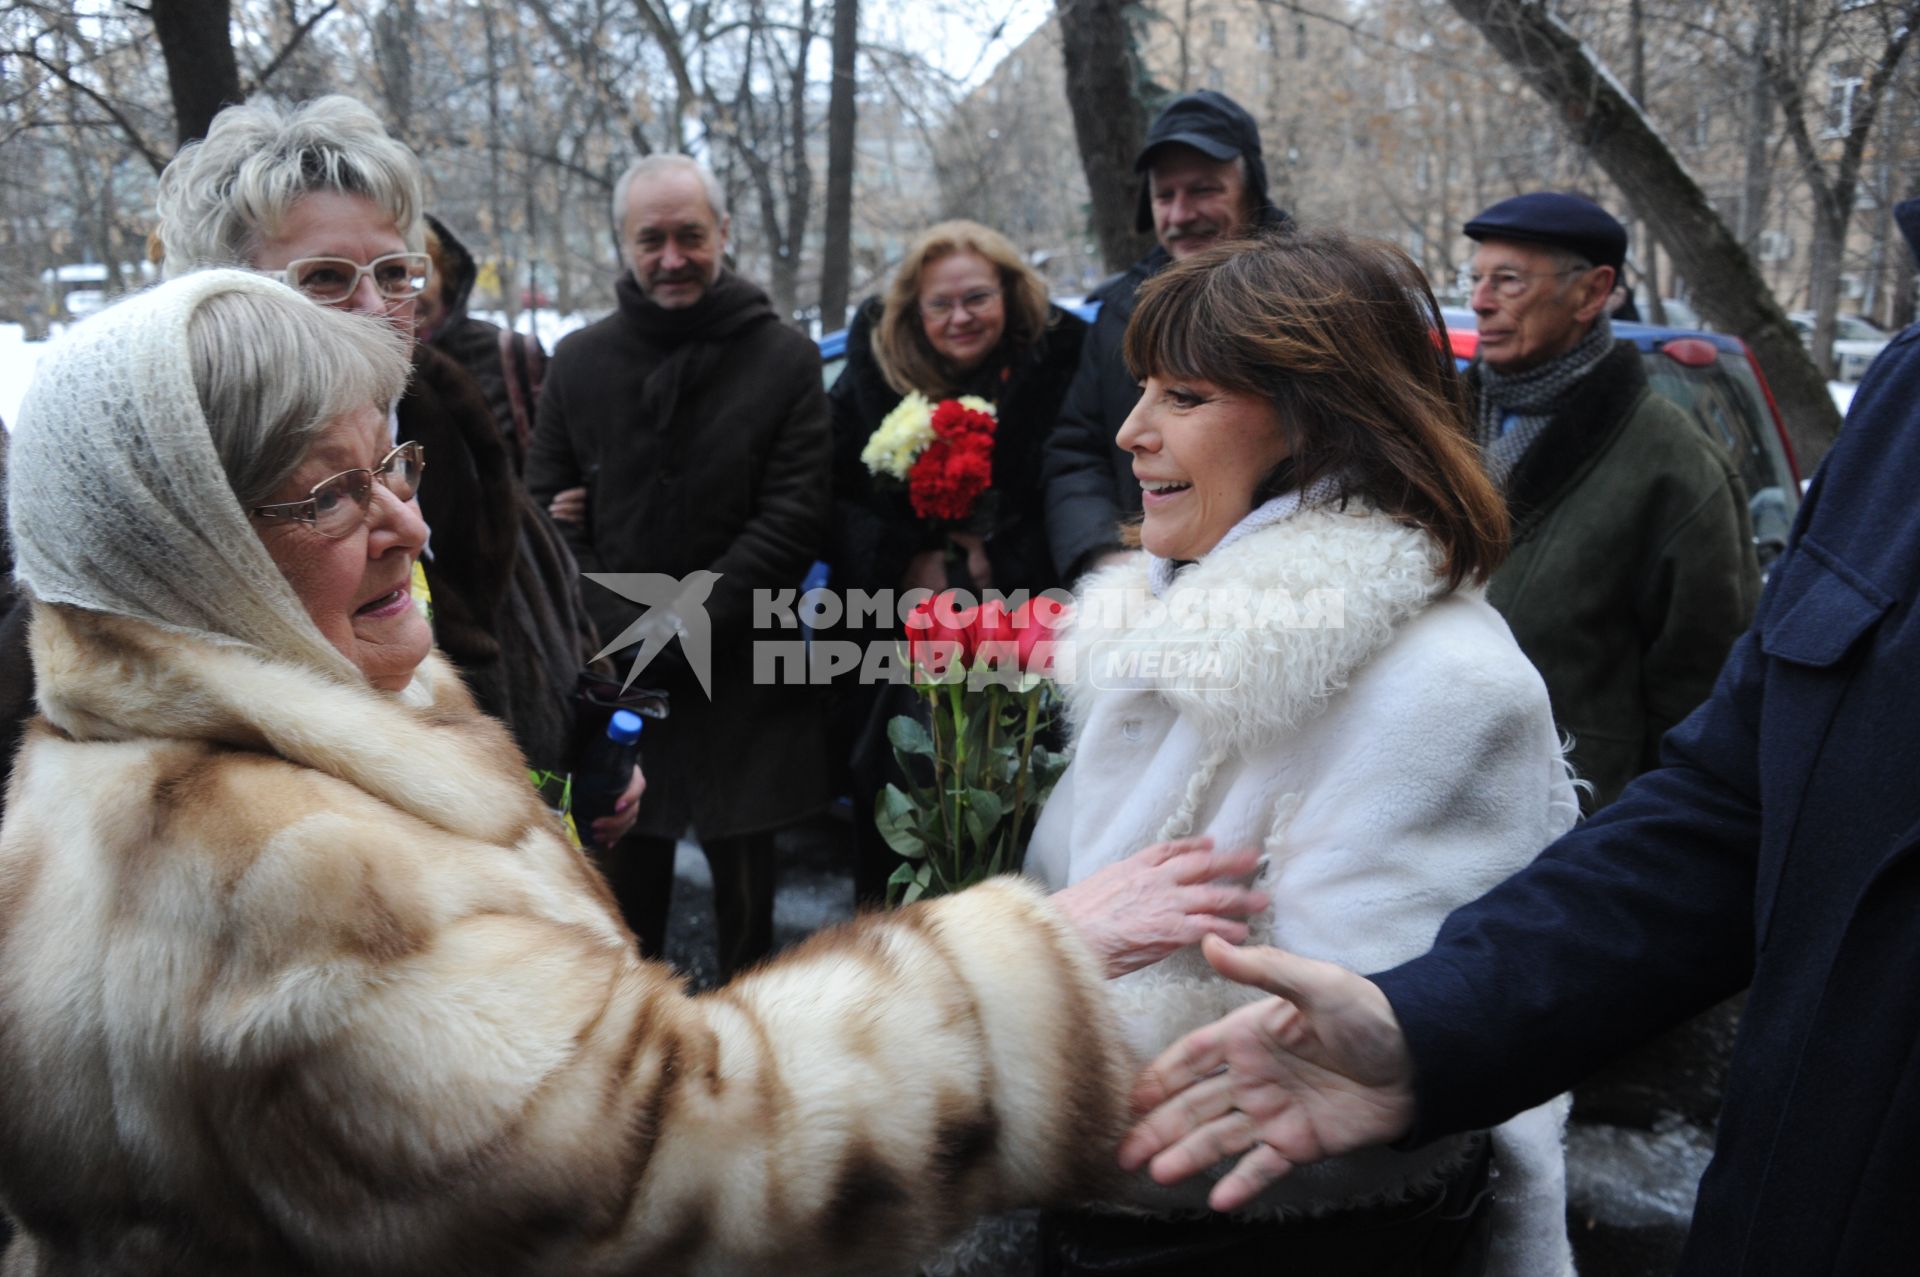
[572,709,644,848]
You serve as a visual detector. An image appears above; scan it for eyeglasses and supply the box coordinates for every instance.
[251,442,426,537]
[263,253,433,306]
[1468,265,1594,299]
[921,288,1003,321]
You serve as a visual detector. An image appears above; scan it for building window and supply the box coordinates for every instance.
[1827,60,1864,137]
[1256,24,1274,51]
[1212,19,1228,45]
[1758,229,1794,262]
[1206,66,1225,91]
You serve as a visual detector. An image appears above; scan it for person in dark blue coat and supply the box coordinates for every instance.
[1119,323,1920,1273]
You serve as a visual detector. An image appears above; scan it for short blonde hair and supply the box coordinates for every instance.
[155,95,426,273]
[871,220,1052,398]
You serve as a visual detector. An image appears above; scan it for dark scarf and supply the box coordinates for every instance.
[1475,315,1614,485]
[612,268,776,445]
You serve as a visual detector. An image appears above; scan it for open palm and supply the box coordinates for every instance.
[1118,936,1419,1211]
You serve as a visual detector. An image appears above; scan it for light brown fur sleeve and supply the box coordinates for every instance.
[207,847,1128,1276]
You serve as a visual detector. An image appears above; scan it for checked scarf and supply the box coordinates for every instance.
[1474,315,1615,486]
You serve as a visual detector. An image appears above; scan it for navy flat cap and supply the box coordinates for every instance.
[1464,192,1627,271]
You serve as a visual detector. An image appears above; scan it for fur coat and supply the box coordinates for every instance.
[0,605,1131,1276]
[1025,503,1580,1275]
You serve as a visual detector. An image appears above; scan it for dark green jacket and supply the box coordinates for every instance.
[1478,341,1760,812]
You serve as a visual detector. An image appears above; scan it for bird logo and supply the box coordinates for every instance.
[583,571,722,698]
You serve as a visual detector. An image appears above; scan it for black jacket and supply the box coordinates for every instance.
[828,298,1087,605]
[398,345,595,776]
[527,270,832,840]
[1041,206,1291,580]
[423,215,547,470]
[1375,324,1920,1273]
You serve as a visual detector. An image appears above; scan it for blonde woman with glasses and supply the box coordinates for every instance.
[152,94,628,843]
[826,219,1089,904]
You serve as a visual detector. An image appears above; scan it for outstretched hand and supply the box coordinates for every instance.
[1050,837,1269,979]
[1118,935,1418,1211]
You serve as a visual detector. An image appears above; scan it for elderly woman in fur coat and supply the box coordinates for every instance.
[1024,230,1580,1276]
[0,272,1270,1275]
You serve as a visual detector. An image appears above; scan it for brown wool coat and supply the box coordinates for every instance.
[0,605,1130,1276]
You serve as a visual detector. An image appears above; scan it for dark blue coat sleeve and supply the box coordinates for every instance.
[1373,547,1773,1142]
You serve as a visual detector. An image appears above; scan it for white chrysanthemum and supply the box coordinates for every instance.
[861,391,936,480]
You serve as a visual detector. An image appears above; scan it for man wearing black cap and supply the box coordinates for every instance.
[1464,191,1758,812]
[1042,90,1290,581]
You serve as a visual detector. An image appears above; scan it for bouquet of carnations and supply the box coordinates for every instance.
[877,589,1072,904]
[859,392,998,521]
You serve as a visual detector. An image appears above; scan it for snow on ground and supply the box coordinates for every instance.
[471,308,598,348]
[1,323,51,430]
[2,310,1870,437]
[1,311,604,434]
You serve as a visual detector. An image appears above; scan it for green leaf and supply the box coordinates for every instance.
[967,786,1005,829]
[874,783,928,858]
[886,714,935,758]
[887,862,933,907]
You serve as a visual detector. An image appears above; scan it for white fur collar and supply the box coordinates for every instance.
[29,603,540,845]
[1064,505,1448,755]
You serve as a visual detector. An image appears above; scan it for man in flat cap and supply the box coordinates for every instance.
[1042,90,1291,582]
[1465,191,1758,812]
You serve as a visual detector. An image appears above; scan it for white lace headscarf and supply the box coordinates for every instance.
[8,269,410,684]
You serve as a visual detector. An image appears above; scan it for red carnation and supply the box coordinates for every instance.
[908,399,997,521]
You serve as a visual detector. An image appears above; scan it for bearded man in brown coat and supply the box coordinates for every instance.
[527,154,830,980]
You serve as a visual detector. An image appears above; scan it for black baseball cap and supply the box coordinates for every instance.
[1133,91,1271,234]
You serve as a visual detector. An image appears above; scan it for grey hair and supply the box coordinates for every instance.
[187,286,413,508]
[1540,244,1596,273]
[610,153,728,231]
[156,95,426,274]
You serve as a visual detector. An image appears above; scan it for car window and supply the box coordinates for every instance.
[1641,348,1798,570]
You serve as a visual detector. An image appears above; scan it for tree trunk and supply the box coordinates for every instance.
[1806,196,1845,381]
[1738,29,1773,254]
[1055,0,1155,273]
[484,6,517,328]
[778,0,815,325]
[374,0,420,144]
[819,0,858,332]
[1445,0,1843,467]
[151,0,242,146]
[1895,170,1920,330]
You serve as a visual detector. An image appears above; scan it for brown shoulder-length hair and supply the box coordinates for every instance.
[871,219,1053,398]
[1121,227,1508,590]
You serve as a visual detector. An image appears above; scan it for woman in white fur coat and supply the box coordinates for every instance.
[0,271,1269,1276]
[1025,230,1580,1276]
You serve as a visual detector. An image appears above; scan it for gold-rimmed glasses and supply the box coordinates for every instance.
[250,441,426,537]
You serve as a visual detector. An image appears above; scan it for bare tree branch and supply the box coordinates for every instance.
[251,0,339,90]
[6,46,168,172]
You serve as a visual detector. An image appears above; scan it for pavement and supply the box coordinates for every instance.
[660,809,857,990]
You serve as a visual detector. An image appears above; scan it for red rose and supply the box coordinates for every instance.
[904,590,976,679]
[974,597,1020,673]
[1011,595,1071,672]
